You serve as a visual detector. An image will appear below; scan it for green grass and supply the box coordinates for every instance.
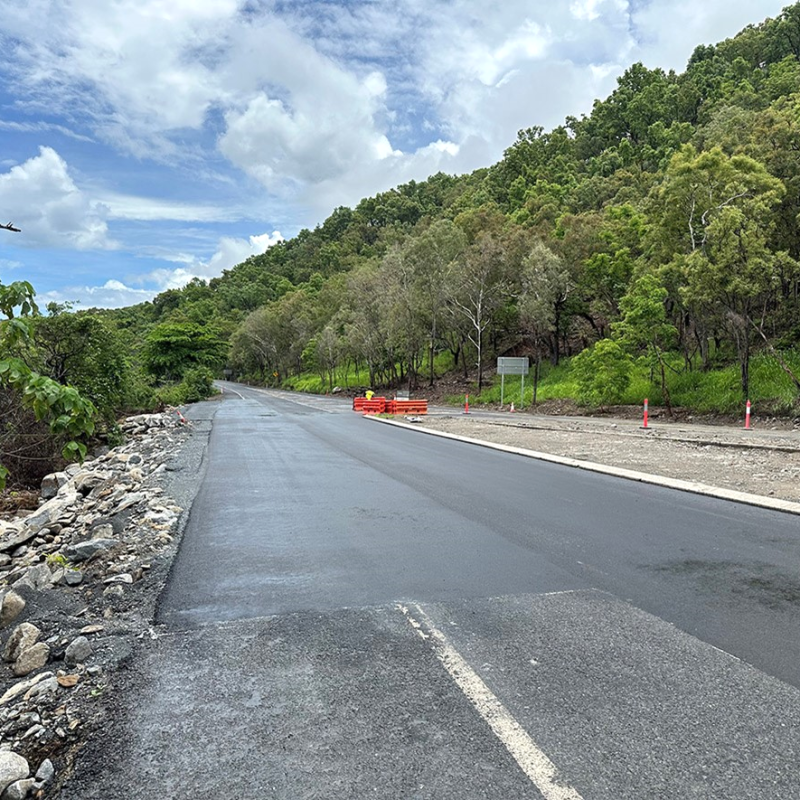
[473,351,800,415]
[278,348,800,416]
[281,351,458,395]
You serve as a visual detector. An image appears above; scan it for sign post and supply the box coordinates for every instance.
[497,357,529,409]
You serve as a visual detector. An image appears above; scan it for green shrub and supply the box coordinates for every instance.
[571,340,633,408]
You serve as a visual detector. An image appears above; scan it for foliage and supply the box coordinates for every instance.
[155,366,217,405]
[0,282,96,489]
[570,339,633,408]
[63,3,800,418]
[143,321,228,381]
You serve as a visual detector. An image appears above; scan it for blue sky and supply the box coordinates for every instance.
[0,0,790,309]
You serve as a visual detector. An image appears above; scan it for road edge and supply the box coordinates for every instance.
[367,416,800,517]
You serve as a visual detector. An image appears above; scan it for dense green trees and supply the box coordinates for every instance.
[36,1,800,417]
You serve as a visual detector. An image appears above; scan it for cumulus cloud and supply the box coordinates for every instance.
[42,230,285,309]
[0,147,114,249]
[0,0,789,302]
[2,0,787,212]
[141,231,285,290]
[39,280,155,310]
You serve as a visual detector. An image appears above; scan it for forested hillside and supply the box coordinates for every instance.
[6,2,800,484]
[108,2,800,405]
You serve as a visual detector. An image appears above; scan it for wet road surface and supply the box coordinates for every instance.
[62,385,800,799]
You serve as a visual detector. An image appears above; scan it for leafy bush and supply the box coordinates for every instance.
[571,340,633,408]
[182,367,216,402]
[155,367,217,406]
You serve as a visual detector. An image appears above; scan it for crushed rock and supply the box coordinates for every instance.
[0,409,196,797]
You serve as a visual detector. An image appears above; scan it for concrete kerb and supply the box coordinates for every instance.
[366,415,800,517]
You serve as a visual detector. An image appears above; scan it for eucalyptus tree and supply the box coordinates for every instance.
[403,220,467,385]
[655,145,786,398]
[445,232,513,392]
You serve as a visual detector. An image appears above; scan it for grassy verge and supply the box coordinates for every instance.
[474,352,800,415]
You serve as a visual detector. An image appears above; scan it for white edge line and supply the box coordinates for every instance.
[367,417,800,517]
[398,602,584,800]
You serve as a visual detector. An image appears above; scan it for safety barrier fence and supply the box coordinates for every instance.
[352,397,428,415]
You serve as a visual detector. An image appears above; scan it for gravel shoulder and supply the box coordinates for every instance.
[419,411,800,503]
[0,399,219,798]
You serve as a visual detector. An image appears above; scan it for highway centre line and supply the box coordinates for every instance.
[398,602,584,800]
[368,416,800,517]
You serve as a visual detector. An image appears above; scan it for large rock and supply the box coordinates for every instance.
[0,752,28,795]
[3,623,41,663]
[63,539,117,563]
[0,592,26,628]
[0,528,37,555]
[34,760,54,784]
[13,642,50,677]
[40,472,68,500]
[12,564,53,592]
[0,673,53,706]
[74,471,111,496]
[65,636,92,665]
[2,778,35,799]
[22,491,79,533]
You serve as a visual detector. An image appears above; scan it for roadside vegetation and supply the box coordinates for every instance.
[6,3,800,485]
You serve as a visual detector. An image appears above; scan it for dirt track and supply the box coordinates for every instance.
[420,412,800,503]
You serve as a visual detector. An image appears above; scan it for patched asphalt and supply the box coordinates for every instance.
[59,386,800,798]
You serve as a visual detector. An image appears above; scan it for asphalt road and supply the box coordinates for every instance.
[63,385,800,799]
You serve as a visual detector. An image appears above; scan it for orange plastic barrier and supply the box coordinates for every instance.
[360,398,387,414]
[392,400,428,415]
[354,397,427,415]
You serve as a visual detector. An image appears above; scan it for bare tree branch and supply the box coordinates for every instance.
[1,222,21,233]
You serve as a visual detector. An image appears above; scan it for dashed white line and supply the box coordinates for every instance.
[398,602,584,800]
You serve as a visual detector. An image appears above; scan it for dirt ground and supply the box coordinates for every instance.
[419,410,800,503]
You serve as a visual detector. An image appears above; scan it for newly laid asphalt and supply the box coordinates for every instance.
[62,385,800,799]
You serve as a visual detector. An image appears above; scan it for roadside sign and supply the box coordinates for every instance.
[497,357,529,375]
[497,357,529,407]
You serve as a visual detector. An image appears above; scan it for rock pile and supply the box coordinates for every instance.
[0,412,191,798]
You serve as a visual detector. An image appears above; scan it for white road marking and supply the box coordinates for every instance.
[216,383,246,400]
[398,602,584,800]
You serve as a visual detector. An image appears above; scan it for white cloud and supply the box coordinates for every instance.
[0,0,790,302]
[0,147,114,250]
[96,192,238,223]
[41,230,285,308]
[142,230,285,289]
[630,1,786,69]
[39,279,155,310]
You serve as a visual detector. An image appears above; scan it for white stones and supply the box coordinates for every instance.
[0,673,54,706]
[2,777,35,799]
[0,752,28,796]
[21,491,79,533]
[0,594,26,629]
[103,574,133,585]
[0,407,191,783]
[24,677,58,702]
[12,643,50,678]
[3,624,41,663]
